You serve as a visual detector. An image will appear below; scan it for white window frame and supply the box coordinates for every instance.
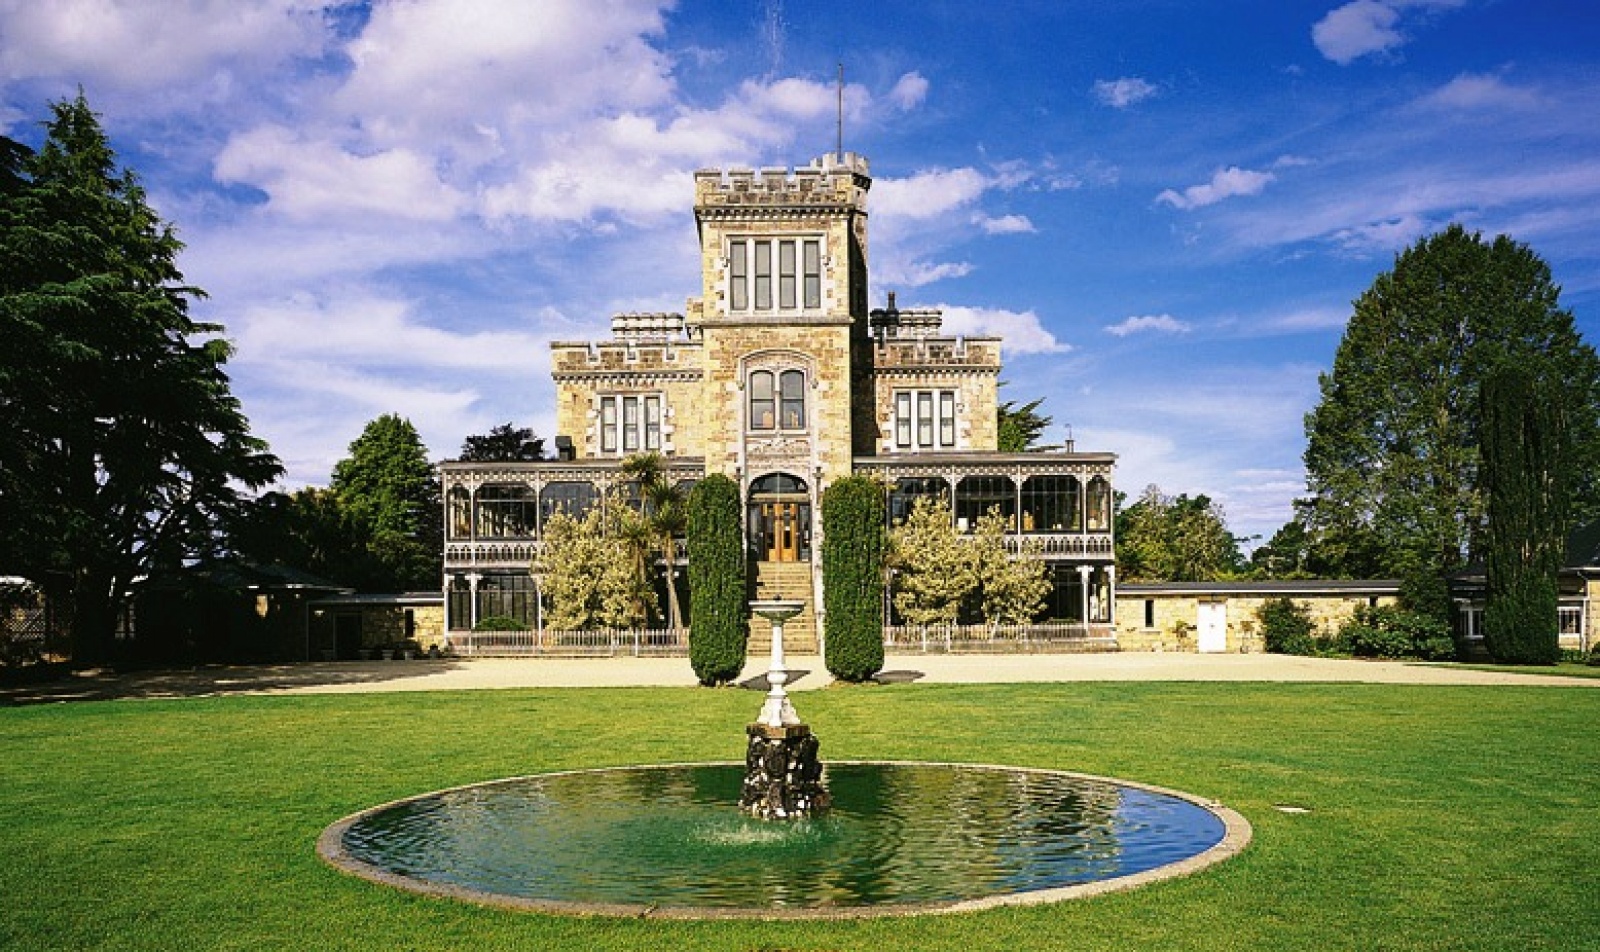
[894,389,958,450]
[727,236,824,315]
[600,394,664,456]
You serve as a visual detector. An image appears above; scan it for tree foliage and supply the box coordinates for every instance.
[229,487,375,587]
[889,497,1049,627]
[1479,362,1567,663]
[533,496,655,632]
[1302,225,1600,584]
[457,423,545,462]
[0,95,281,663]
[997,396,1054,452]
[621,452,687,630]
[686,474,747,685]
[889,497,975,626]
[821,475,885,682]
[330,414,441,592]
[1115,485,1245,582]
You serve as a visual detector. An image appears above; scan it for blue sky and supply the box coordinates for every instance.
[4,0,1598,544]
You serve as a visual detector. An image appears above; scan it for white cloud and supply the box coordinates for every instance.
[879,260,976,288]
[936,305,1069,355]
[1312,0,1467,65]
[1330,214,1431,253]
[1157,166,1276,210]
[889,71,930,110]
[1092,77,1158,108]
[1105,314,1190,337]
[214,125,469,221]
[1414,73,1541,111]
[0,0,329,101]
[873,167,991,219]
[975,213,1036,235]
[1312,1,1403,64]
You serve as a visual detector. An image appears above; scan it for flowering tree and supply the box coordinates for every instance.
[533,496,656,631]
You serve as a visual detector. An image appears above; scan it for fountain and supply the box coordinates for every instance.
[317,598,1253,917]
[739,600,829,820]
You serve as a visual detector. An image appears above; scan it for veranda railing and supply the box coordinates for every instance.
[451,627,689,657]
[882,622,1118,654]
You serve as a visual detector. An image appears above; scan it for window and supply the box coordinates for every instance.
[447,486,472,539]
[644,396,661,450]
[541,481,596,523]
[600,397,618,453]
[476,484,536,538]
[895,389,958,450]
[887,477,949,526]
[954,475,1016,532]
[750,371,775,430]
[1020,475,1081,533]
[803,240,821,308]
[1559,605,1583,640]
[1144,599,1155,629]
[754,241,772,310]
[600,395,663,455]
[780,370,805,428]
[728,237,824,314]
[750,369,804,431]
[729,240,748,311]
[779,240,796,309]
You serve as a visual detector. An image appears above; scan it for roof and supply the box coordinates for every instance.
[1119,579,1401,597]
[310,592,443,608]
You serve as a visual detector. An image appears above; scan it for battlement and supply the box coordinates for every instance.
[694,153,871,212]
[610,312,689,341]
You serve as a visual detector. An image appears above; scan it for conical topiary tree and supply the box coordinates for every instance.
[687,474,747,685]
[822,475,885,682]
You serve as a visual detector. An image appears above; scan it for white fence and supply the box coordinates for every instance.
[451,627,689,657]
[882,622,1117,654]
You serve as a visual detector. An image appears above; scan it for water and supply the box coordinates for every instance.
[337,763,1227,911]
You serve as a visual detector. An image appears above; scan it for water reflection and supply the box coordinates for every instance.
[340,763,1224,909]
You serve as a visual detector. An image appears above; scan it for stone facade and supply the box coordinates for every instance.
[439,151,1118,649]
[1117,581,1401,653]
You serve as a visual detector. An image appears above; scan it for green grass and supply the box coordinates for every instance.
[1436,661,1600,679]
[3,681,1597,951]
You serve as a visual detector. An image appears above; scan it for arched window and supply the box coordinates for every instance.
[749,371,775,430]
[447,486,472,540]
[954,475,1016,533]
[888,477,950,526]
[477,484,536,538]
[780,370,805,429]
[541,481,597,523]
[1086,476,1112,532]
[1021,476,1080,533]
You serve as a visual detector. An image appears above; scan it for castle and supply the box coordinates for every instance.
[440,153,1117,650]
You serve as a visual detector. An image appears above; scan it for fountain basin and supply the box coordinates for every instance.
[319,762,1250,918]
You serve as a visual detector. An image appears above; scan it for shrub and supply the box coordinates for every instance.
[471,615,526,632]
[1588,645,1600,667]
[687,474,747,686]
[1257,597,1319,656]
[1339,605,1456,661]
[821,476,886,682]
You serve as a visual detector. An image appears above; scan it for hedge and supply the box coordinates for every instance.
[821,476,885,682]
[686,474,748,685]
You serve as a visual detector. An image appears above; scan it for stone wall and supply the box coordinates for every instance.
[1116,590,1399,653]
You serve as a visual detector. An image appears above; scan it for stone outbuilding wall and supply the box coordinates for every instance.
[1116,580,1401,653]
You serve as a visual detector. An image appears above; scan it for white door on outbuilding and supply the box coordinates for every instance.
[1196,601,1228,653]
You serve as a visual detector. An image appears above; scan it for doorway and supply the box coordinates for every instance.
[748,473,811,563]
[1196,601,1227,653]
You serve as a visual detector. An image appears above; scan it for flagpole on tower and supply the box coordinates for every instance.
[836,63,844,161]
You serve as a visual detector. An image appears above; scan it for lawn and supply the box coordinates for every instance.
[3,680,1596,951]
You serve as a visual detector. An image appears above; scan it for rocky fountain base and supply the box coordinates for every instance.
[740,723,830,819]
[741,599,830,820]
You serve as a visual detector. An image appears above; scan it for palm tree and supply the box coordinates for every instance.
[620,453,687,629]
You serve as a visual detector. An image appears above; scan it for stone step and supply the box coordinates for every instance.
[748,561,817,654]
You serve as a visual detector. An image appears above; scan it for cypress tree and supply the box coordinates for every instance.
[687,474,747,685]
[821,476,885,682]
[1480,362,1567,664]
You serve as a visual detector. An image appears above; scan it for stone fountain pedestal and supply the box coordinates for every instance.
[740,600,831,820]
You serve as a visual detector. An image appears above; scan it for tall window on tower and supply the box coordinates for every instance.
[894,388,959,450]
[599,394,663,455]
[728,238,823,314]
[749,370,806,431]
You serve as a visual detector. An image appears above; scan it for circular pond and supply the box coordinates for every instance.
[319,762,1249,918]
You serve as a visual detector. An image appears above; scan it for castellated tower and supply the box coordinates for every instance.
[686,153,875,482]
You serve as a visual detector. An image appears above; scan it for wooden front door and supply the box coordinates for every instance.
[760,501,803,562]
